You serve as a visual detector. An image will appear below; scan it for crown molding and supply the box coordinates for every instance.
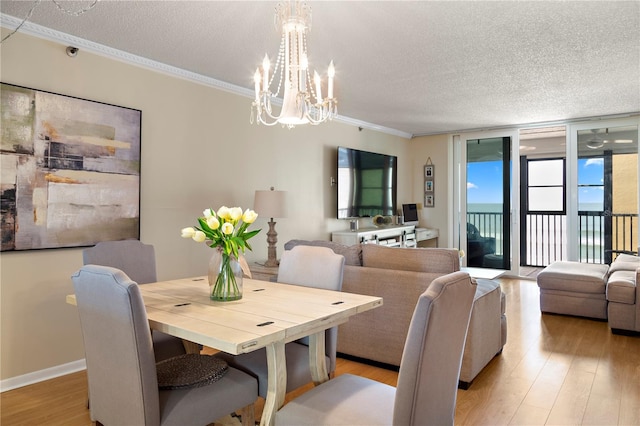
[1,14,412,140]
[412,113,640,138]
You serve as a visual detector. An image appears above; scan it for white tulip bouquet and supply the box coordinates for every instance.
[181,206,260,300]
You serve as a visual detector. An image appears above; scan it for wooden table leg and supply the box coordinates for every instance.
[308,331,329,385]
[182,340,201,354]
[261,340,286,426]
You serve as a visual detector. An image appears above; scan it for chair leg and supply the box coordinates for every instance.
[240,404,255,426]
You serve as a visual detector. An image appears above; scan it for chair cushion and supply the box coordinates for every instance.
[276,374,394,426]
[156,354,228,390]
[158,367,257,426]
[216,342,331,398]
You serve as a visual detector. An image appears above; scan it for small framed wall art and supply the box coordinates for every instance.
[425,165,434,178]
[425,194,434,207]
[424,159,435,208]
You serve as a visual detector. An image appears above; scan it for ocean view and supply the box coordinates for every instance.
[466,202,617,264]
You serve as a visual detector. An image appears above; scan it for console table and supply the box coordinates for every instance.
[416,227,439,247]
[332,224,439,248]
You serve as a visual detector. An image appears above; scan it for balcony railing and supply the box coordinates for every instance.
[467,211,638,267]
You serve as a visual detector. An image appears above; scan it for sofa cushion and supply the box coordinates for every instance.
[537,261,609,294]
[284,240,362,266]
[361,244,460,274]
[606,270,637,304]
[614,253,640,263]
[609,254,640,273]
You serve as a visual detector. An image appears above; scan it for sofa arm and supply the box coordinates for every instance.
[337,265,443,366]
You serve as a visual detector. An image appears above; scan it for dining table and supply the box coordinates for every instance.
[67,275,382,426]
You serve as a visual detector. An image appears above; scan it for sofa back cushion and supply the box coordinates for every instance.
[284,239,362,266]
[362,244,460,274]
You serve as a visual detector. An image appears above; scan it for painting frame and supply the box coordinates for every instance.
[425,194,434,207]
[424,163,435,208]
[425,165,434,178]
[425,180,434,192]
[1,83,142,251]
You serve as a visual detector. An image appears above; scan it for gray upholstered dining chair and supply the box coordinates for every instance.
[276,271,476,426]
[218,245,346,398]
[72,265,258,426]
[83,239,187,361]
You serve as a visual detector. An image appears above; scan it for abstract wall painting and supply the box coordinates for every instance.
[0,83,141,251]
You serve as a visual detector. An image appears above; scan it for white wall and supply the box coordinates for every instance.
[0,31,422,382]
[409,134,454,248]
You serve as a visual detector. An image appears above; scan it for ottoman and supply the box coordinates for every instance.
[459,279,507,389]
[537,261,609,319]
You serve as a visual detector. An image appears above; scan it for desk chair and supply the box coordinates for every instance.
[276,271,476,426]
[218,245,345,398]
[83,240,187,361]
[72,265,257,426]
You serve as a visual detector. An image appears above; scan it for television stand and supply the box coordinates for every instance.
[332,225,417,247]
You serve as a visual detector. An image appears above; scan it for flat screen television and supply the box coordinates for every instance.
[337,146,397,219]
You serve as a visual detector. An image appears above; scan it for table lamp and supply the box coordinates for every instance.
[254,187,287,267]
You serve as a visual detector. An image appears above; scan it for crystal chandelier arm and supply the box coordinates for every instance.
[0,0,42,44]
[52,0,100,16]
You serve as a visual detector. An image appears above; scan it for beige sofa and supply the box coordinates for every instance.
[537,253,640,334]
[283,240,507,387]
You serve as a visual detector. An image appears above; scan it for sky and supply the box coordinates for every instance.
[467,158,604,207]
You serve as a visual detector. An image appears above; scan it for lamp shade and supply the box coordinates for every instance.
[254,189,287,219]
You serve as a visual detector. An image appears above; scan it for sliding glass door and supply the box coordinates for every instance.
[456,130,518,274]
[519,127,568,267]
[454,117,638,277]
[568,120,639,262]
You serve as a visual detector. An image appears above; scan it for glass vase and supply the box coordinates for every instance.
[208,250,243,301]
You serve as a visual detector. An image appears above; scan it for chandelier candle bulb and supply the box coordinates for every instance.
[254,69,261,101]
[328,60,335,99]
[262,54,270,92]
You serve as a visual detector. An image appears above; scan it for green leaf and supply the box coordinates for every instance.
[243,229,261,239]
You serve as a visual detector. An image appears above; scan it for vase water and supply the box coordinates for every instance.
[208,250,243,301]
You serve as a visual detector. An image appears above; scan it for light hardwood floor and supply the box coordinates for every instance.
[2,277,639,425]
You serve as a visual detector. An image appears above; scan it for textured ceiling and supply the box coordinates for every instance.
[1,0,639,137]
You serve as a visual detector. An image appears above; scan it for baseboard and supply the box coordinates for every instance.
[1,359,86,392]
[337,353,400,372]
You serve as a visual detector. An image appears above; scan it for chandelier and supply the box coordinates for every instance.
[251,1,337,128]
[2,0,100,44]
